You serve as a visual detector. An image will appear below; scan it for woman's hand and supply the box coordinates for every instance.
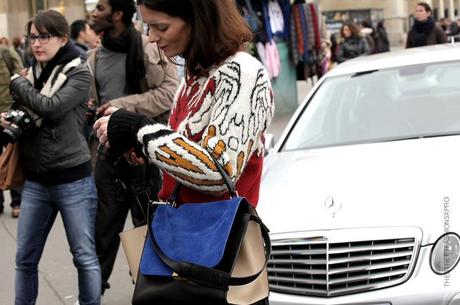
[93,115,110,147]
[0,112,11,129]
[97,103,119,116]
[20,68,28,77]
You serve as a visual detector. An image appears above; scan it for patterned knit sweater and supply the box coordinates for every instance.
[137,52,274,206]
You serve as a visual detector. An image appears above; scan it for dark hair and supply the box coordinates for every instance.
[70,19,88,40]
[137,0,253,77]
[109,0,137,26]
[341,21,361,38]
[361,20,373,29]
[12,37,21,48]
[27,10,69,37]
[416,2,432,14]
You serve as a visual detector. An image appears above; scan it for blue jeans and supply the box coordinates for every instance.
[15,177,101,305]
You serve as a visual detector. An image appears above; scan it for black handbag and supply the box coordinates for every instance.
[132,154,271,305]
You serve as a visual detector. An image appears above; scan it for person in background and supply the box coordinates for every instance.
[438,17,449,32]
[0,37,24,63]
[406,2,446,48]
[0,37,8,47]
[88,0,178,296]
[70,19,98,60]
[12,37,27,66]
[336,21,370,63]
[0,36,23,218]
[7,10,100,305]
[330,32,339,63]
[93,0,274,302]
[376,20,390,52]
[359,20,376,54]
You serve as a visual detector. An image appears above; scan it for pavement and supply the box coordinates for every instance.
[0,195,135,305]
[0,81,306,305]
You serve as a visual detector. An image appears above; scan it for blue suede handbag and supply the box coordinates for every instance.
[132,155,271,305]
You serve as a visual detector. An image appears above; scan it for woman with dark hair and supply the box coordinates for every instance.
[6,10,100,305]
[336,21,370,63]
[93,0,273,302]
[406,2,447,48]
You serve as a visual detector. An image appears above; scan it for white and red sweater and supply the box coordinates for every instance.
[137,52,274,206]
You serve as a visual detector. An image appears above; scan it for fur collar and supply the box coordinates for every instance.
[25,57,82,97]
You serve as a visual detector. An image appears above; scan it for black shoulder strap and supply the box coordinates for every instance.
[1,49,15,76]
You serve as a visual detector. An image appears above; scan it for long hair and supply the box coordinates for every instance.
[137,0,253,77]
[340,21,361,39]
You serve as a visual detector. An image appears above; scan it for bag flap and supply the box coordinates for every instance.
[140,197,244,276]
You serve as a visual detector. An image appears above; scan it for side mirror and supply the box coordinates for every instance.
[264,133,275,156]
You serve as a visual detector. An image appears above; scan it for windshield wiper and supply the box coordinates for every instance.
[351,69,379,78]
[417,131,460,139]
[380,132,460,142]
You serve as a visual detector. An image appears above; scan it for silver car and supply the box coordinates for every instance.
[258,44,460,305]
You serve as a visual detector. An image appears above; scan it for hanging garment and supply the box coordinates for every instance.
[277,0,292,40]
[265,40,280,79]
[290,3,310,65]
[303,3,315,52]
[256,42,267,67]
[243,0,262,34]
[309,3,322,52]
[268,0,285,35]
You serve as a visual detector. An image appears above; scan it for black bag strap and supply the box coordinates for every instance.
[147,152,271,290]
[146,204,271,290]
[168,151,238,203]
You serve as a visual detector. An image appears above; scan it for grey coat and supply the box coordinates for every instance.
[9,58,91,173]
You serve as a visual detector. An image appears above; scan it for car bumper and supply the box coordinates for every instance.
[268,246,460,305]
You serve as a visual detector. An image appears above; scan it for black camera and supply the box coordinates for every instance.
[0,105,41,145]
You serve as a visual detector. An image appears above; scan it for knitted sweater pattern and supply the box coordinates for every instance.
[137,52,274,204]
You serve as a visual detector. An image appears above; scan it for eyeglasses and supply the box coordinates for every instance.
[27,33,56,44]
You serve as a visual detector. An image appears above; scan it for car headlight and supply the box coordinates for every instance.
[430,232,460,275]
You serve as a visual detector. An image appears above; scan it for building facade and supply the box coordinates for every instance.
[321,0,460,45]
[0,0,86,40]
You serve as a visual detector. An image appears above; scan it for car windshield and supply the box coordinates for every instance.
[282,60,460,151]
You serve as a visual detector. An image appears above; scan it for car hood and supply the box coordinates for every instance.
[258,136,460,245]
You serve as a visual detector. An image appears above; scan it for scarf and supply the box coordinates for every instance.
[33,41,81,91]
[412,17,435,47]
[101,25,146,94]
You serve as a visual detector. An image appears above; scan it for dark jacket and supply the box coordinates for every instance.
[336,36,370,63]
[376,26,390,52]
[406,24,447,48]
[9,58,91,174]
[73,41,89,60]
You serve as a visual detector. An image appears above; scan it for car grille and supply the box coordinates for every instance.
[268,230,420,297]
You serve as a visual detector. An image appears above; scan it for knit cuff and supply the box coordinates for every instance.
[107,109,153,157]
